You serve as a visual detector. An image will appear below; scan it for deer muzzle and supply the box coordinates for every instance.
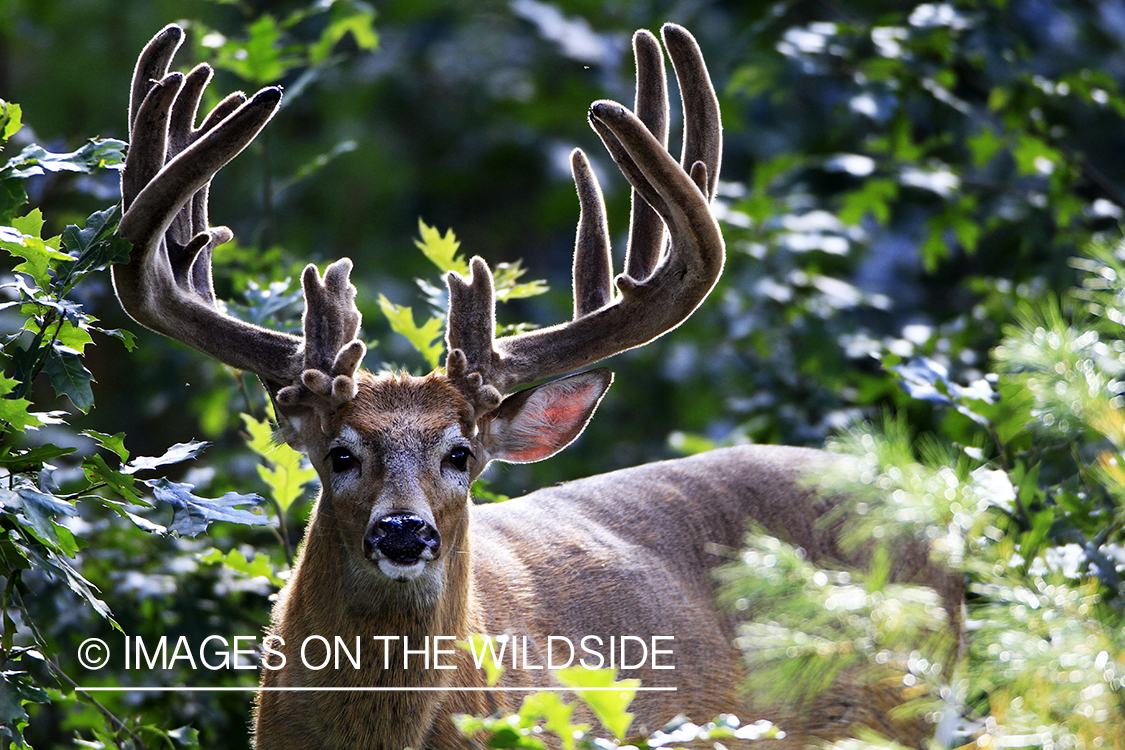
[364,512,442,581]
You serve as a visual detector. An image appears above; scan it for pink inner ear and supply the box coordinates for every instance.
[490,374,609,464]
[539,399,588,428]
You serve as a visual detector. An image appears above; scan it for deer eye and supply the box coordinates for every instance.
[327,446,356,473]
[444,446,473,473]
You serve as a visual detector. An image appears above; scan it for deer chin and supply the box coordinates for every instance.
[375,556,429,581]
[367,544,442,583]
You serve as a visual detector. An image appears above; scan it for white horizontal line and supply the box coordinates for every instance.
[77,686,677,693]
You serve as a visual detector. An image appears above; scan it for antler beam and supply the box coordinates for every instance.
[113,25,366,432]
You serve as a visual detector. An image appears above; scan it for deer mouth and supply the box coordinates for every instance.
[364,512,441,581]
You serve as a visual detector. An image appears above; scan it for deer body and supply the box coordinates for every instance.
[113,23,959,750]
[254,436,840,750]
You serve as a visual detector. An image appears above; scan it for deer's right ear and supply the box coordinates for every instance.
[483,369,612,464]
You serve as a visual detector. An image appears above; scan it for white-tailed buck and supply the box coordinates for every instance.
[115,23,960,750]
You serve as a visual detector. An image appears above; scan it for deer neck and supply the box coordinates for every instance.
[279,493,483,675]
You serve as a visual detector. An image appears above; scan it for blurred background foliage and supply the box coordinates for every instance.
[4,0,1125,746]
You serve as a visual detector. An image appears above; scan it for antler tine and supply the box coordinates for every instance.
[445,23,723,416]
[624,29,670,282]
[664,23,722,201]
[570,150,612,318]
[114,25,366,436]
[274,260,366,435]
[129,25,182,138]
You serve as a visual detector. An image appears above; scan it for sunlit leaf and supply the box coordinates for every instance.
[415,220,470,276]
[0,444,76,474]
[0,138,126,179]
[83,430,129,462]
[146,478,269,537]
[309,3,378,64]
[554,667,638,741]
[211,15,301,85]
[241,412,316,513]
[518,691,588,750]
[0,100,22,142]
[124,440,209,474]
[0,209,69,287]
[377,294,445,369]
[200,547,284,587]
[0,373,51,435]
[57,204,132,290]
[492,261,548,302]
[16,486,79,557]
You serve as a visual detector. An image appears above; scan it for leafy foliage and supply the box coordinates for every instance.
[377,220,549,372]
[721,236,1125,745]
[455,665,781,749]
[6,0,1125,747]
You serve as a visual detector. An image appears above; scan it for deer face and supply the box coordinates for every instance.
[295,370,612,587]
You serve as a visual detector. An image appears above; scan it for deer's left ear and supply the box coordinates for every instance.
[483,369,613,464]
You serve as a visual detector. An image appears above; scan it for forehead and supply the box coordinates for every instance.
[331,372,470,442]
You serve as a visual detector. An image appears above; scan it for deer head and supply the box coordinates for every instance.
[114,23,722,600]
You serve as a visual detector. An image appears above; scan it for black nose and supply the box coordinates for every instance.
[364,512,441,564]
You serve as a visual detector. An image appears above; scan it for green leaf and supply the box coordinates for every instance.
[81,453,144,505]
[377,294,445,369]
[470,479,509,504]
[1012,133,1061,176]
[492,261,548,302]
[200,547,284,587]
[168,725,201,747]
[0,209,69,286]
[415,219,470,276]
[0,100,22,142]
[554,667,638,740]
[16,486,79,557]
[0,138,126,179]
[42,344,94,412]
[212,15,301,85]
[667,431,716,456]
[0,373,45,434]
[920,214,950,272]
[21,543,117,626]
[145,478,269,537]
[968,127,1005,167]
[25,314,96,356]
[0,672,30,727]
[839,177,897,226]
[57,204,132,291]
[0,444,77,473]
[92,326,137,351]
[518,691,588,750]
[83,430,129,462]
[310,3,379,64]
[241,412,316,513]
[0,177,28,224]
